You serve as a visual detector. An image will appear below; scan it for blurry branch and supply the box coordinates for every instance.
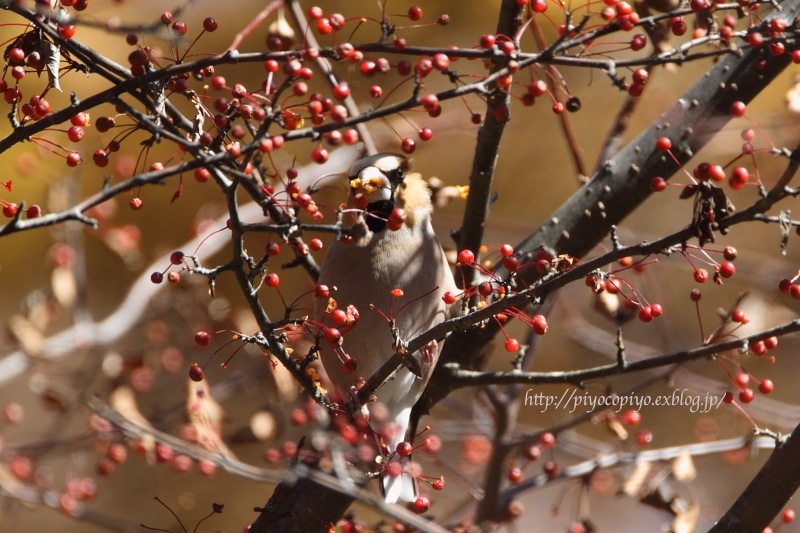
[528,15,587,180]
[0,153,355,387]
[87,396,449,533]
[0,484,144,533]
[88,395,284,483]
[286,0,377,155]
[501,434,777,503]
[227,0,284,51]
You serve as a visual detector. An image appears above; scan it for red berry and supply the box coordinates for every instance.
[539,432,556,447]
[420,94,439,111]
[194,331,211,346]
[532,314,548,335]
[635,430,653,446]
[412,496,430,514]
[690,289,702,301]
[543,460,559,479]
[650,177,667,192]
[480,34,496,49]
[203,17,218,32]
[315,284,330,298]
[759,379,774,394]
[2,203,18,218]
[316,18,333,34]
[419,127,433,141]
[8,47,25,64]
[731,309,746,323]
[93,149,109,167]
[649,303,663,317]
[311,147,329,164]
[150,272,164,284]
[507,466,523,484]
[783,509,795,523]
[401,138,416,154]
[442,291,457,304]
[751,341,767,355]
[332,83,350,100]
[693,268,709,283]
[723,246,738,261]
[719,261,735,278]
[129,197,143,210]
[408,6,423,20]
[339,357,358,373]
[388,208,406,231]
[723,391,734,403]
[457,249,475,265]
[730,101,746,117]
[764,336,778,350]
[504,338,519,352]
[194,168,211,182]
[396,441,413,457]
[623,410,641,425]
[189,364,204,382]
[738,388,755,403]
[516,442,541,463]
[638,306,653,322]
[630,34,647,51]
[734,371,750,387]
[503,256,519,272]
[791,284,800,299]
[770,42,785,56]
[168,271,180,283]
[325,327,342,346]
[656,137,672,151]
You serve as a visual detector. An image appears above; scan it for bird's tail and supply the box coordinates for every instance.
[377,406,418,503]
[381,456,418,503]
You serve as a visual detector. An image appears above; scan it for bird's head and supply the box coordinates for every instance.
[348,153,409,233]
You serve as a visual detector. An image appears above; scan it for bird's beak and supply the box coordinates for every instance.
[350,166,394,204]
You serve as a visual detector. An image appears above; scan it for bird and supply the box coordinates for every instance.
[315,153,457,503]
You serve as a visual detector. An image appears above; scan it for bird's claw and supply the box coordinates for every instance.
[420,340,438,365]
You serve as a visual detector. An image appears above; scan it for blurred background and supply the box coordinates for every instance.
[1,0,799,531]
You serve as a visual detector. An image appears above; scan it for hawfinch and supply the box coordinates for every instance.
[316,153,457,503]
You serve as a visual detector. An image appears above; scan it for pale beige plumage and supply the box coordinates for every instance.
[316,153,457,503]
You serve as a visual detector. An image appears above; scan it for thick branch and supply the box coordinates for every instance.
[709,422,800,532]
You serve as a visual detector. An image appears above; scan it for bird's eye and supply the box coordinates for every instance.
[391,168,405,184]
